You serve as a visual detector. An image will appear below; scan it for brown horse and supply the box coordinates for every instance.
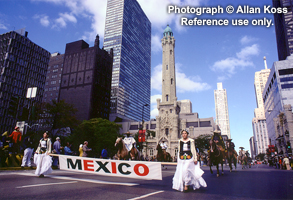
[208,140,224,177]
[114,137,139,160]
[227,149,238,172]
[156,144,171,162]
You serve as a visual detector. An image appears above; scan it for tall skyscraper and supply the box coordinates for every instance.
[254,57,271,119]
[43,52,64,104]
[59,35,113,121]
[103,0,151,122]
[252,57,270,156]
[0,30,50,133]
[214,83,231,138]
[272,0,293,60]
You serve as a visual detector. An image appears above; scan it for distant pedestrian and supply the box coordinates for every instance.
[34,131,52,178]
[21,132,34,168]
[82,141,92,157]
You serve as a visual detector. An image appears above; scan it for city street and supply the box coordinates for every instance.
[0,164,292,200]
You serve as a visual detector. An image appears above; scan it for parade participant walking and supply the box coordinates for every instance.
[52,137,62,167]
[34,131,52,177]
[82,141,92,157]
[21,132,34,168]
[172,130,207,192]
[9,127,22,154]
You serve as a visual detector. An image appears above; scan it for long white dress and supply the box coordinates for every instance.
[34,138,53,176]
[172,138,207,192]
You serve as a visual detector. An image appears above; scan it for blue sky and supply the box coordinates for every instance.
[0,0,279,153]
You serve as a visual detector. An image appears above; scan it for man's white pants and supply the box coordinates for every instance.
[21,148,34,167]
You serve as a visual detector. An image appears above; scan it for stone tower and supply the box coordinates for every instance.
[156,25,180,153]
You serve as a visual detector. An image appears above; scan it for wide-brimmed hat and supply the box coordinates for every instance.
[56,137,60,140]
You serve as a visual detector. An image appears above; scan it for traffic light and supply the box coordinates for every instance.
[287,142,292,153]
[7,96,19,118]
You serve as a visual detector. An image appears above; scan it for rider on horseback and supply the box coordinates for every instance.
[160,140,168,154]
[123,132,137,157]
[209,128,226,161]
[226,139,237,159]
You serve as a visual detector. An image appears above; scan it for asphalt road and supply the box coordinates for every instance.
[0,164,292,200]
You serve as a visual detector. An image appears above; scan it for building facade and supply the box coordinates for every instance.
[214,82,231,139]
[252,57,270,157]
[103,0,151,122]
[117,26,215,158]
[43,52,64,103]
[273,104,293,156]
[59,35,113,121]
[272,0,293,61]
[0,30,50,133]
[263,55,293,148]
[249,136,256,159]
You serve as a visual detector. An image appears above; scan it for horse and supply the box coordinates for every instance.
[156,144,171,162]
[238,150,248,169]
[208,140,224,177]
[114,137,139,160]
[226,148,238,172]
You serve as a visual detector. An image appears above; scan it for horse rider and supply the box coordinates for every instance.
[226,138,237,159]
[160,140,168,154]
[123,131,136,152]
[209,128,226,161]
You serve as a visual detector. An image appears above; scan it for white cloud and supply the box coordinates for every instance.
[31,0,204,44]
[211,44,260,79]
[152,34,162,53]
[0,23,7,30]
[240,35,258,45]
[150,94,161,119]
[33,14,50,27]
[53,12,77,28]
[236,44,259,60]
[152,63,211,93]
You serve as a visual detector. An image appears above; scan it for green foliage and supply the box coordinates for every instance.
[194,134,212,153]
[69,118,122,158]
[256,153,266,161]
[43,100,79,130]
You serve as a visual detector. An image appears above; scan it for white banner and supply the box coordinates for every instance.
[59,155,162,180]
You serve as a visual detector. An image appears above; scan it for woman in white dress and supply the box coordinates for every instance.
[172,130,207,192]
[34,132,53,177]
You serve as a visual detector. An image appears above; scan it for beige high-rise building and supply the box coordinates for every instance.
[214,82,231,139]
[254,57,271,119]
[252,56,270,156]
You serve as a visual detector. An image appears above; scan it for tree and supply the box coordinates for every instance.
[194,134,212,154]
[42,100,79,132]
[69,118,121,158]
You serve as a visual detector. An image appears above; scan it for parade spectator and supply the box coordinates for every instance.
[0,131,9,167]
[9,127,22,154]
[172,130,207,192]
[101,147,108,159]
[21,132,34,168]
[279,157,283,169]
[64,142,73,155]
[52,137,62,167]
[79,144,83,157]
[34,131,52,178]
[283,156,290,170]
[82,141,92,157]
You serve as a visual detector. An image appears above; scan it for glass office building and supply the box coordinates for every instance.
[103,0,151,122]
[272,0,293,60]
